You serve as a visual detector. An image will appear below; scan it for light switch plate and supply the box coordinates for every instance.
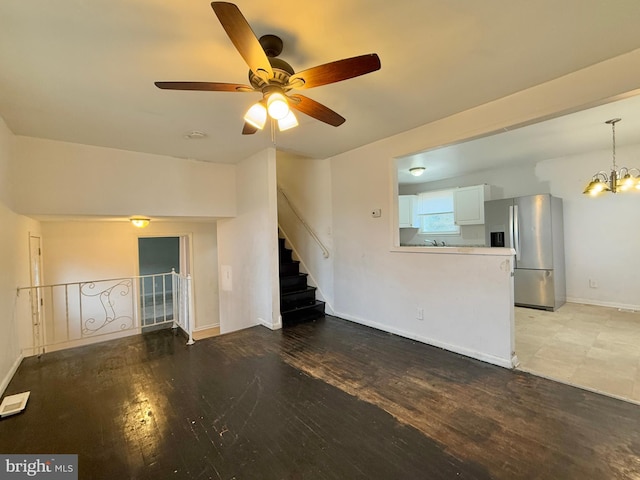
[221,265,232,292]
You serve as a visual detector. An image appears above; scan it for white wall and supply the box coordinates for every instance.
[276,152,334,309]
[39,220,219,337]
[330,148,515,366]
[537,145,640,309]
[217,149,280,334]
[12,136,236,218]
[285,48,640,368]
[0,117,41,394]
[0,118,14,209]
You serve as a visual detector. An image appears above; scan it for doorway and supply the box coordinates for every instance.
[138,237,181,328]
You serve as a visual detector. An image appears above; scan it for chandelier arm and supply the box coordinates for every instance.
[593,171,609,182]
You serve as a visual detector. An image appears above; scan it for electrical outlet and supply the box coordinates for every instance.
[416,307,424,320]
[589,279,598,288]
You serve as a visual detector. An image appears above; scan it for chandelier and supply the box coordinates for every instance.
[583,118,640,195]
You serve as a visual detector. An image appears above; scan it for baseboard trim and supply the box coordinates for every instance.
[193,323,220,332]
[258,317,282,331]
[333,311,514,369]
[565,297,640,312]
[1,353,24,397]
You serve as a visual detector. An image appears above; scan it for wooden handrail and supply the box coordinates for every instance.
[277,186,330,259]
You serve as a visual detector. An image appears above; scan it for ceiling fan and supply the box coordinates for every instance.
[155,2,381,135]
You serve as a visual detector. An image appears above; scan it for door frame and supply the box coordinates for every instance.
[28,233,44,354]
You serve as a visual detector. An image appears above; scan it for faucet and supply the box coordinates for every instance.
[425,239,438,246]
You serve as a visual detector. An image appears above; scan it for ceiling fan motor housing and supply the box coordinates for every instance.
[249,55,294,89]
[259,34,283,57]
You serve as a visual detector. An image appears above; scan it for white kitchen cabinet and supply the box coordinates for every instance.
[398,195,418,228]
[453,185,491,225]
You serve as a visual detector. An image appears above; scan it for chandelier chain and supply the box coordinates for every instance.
[611,120,617,170]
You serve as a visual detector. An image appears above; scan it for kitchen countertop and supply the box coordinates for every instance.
[400,244,487,248]
[393,244,515,256]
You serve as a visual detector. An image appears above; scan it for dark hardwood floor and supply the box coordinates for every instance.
[2,315,640,479]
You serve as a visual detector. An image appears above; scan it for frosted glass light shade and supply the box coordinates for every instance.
[278,110,298,131]
[244,103,267,129]
[267,93,289,120]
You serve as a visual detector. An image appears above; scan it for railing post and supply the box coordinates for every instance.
[171,269,178,330]
[186,274,195,345]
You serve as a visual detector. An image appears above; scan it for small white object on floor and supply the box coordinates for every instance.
[0,391,30,418]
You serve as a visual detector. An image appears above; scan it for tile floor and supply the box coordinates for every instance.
[515,302,640,403]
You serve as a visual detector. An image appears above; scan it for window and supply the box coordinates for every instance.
[417,189,460,235]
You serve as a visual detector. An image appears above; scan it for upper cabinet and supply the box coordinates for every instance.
[453,185,491,225]
[399,195,418,228]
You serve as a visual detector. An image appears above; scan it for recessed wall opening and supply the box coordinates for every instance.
[138,236,183,330]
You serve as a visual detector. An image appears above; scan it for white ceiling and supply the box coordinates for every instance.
[2,1,640,165]
[396,93,640,185]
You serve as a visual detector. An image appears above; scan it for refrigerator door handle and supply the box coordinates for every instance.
[509,205,515,253]
[513,204,521,261]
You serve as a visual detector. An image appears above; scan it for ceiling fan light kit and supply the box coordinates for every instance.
[583,118,640,195]
[155,2,381,135]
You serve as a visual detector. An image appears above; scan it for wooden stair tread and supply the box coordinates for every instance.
[278,235,325,324]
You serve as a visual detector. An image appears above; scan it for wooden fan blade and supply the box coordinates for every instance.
[211,2,273,80]
[288,54,381,89]
[242,122,258,135]
[289,94,345,127]
[154,81,253,92]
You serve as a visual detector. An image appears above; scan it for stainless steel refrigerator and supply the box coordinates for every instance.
[484,194,566,311]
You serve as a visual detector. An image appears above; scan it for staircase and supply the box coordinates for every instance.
[279,237,325,324]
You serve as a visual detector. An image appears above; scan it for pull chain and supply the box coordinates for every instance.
[271,119,276,145]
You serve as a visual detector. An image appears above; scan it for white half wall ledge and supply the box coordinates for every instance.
[334,311,515,369]
[1,354,24,397]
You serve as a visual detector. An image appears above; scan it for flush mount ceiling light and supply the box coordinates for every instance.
[409,167,426,177]
[130,217,151,228]
[583,118,640,195]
